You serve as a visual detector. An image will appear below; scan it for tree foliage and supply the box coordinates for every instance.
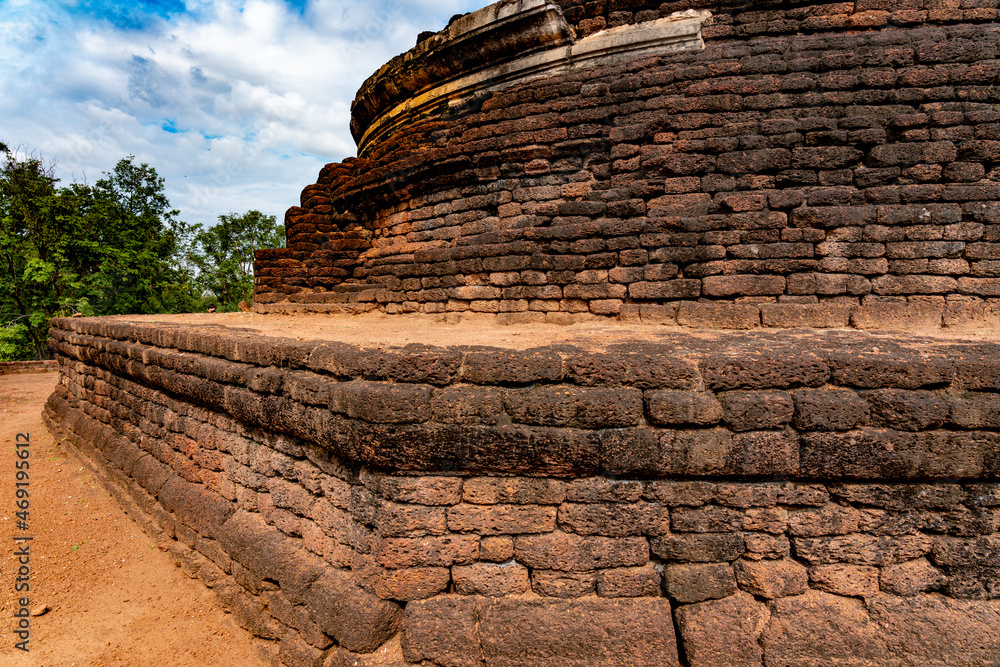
[193,210,285,312]
[85,157,201,315]
[0,151,89,359]
[0,144,282,360]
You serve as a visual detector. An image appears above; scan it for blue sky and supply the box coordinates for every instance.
[0,0,489,225]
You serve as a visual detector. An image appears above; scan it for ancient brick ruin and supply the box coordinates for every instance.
[45,320,1000,665]
[46,0,1000,666]
[255,0,1000,330]
[0,360,57,375]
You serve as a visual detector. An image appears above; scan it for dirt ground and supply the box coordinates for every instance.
[0,372,267,667]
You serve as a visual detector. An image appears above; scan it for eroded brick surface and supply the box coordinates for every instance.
[45,318,1000,666]
[42,0,1000,662]
[256,0,1000,331]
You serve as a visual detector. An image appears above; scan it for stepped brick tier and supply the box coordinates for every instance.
[45,315,1000,666]
[0,360,58,375]
[255,0,1000,330]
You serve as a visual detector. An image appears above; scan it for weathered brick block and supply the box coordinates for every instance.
[651,533,746,563]
[717,148,791,174]
[672,505,788,535]
[596,565,661,597]
[565,349,701,389]
[794,534,934,565]
[643,481,716,507]
[774,588,1000,665]
[463,477,566,505]
[531,570,597,597]
[879,558,945,596]
[802,429,992,479]
[932,535,1000,568]
[373,534,479,569]
[809,564,880,597]
[950,393,1000,429]
[704,275,786,297]
[657,427,800,477]
[452,285,501,300]
[792,388,869,431]
[452,562,530,596]
[760,303,853,328]
[565,478,642,503]
[267,477,316,516]
[504,386,643,428]
[370,500,448,538]
[734,558,808,599]
[159,476,235,540]
[967,484,1000,508]
[826,350,955,389]
[718,390,795,431]
[431,386,504,424]
[677,302,762,330]
[629,280,702,299]
[713,483,781,508]
[664,563,738,604]
[559,502,671,536]
[850,301,945,330]
[864,389,951,430]
[830,483,966,511]
[447,504,557,535]
[368,565,451,601]
[646,391,723,426]
[729,430,801,476]
[479,536,514,563]
[404,597,681,666]
[702,353,830,390]
[743,532,792,560]
[373,476,463,506]
[563,283,627,300]
[676,592,768,667]
[334,381,432,424]
[303,569,402,653]
[787,506,862,537]
[462,348,563,384]
[515,532,649,570]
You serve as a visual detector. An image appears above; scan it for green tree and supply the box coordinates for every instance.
[86,157,200,315]
[193,210,285,311]
[0,149,201,360]
[0,322,35,360]
[0,152,91,359]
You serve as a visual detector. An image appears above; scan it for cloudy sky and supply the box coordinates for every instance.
[0,0,489,226]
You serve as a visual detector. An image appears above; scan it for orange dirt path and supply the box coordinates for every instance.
[0,372,266,667]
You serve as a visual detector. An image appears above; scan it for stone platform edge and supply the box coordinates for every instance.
[45,315,1000,480]
[42,316,1000,667]
[0,360,59,375]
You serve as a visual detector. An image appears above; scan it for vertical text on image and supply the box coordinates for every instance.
[13,432,32,652]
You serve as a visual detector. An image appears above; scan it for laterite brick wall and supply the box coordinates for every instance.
[45,317,1000,666]
[0,360,58,375]
[255,0,1000,327]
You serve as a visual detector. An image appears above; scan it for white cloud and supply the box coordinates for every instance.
[0,0,491,225]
